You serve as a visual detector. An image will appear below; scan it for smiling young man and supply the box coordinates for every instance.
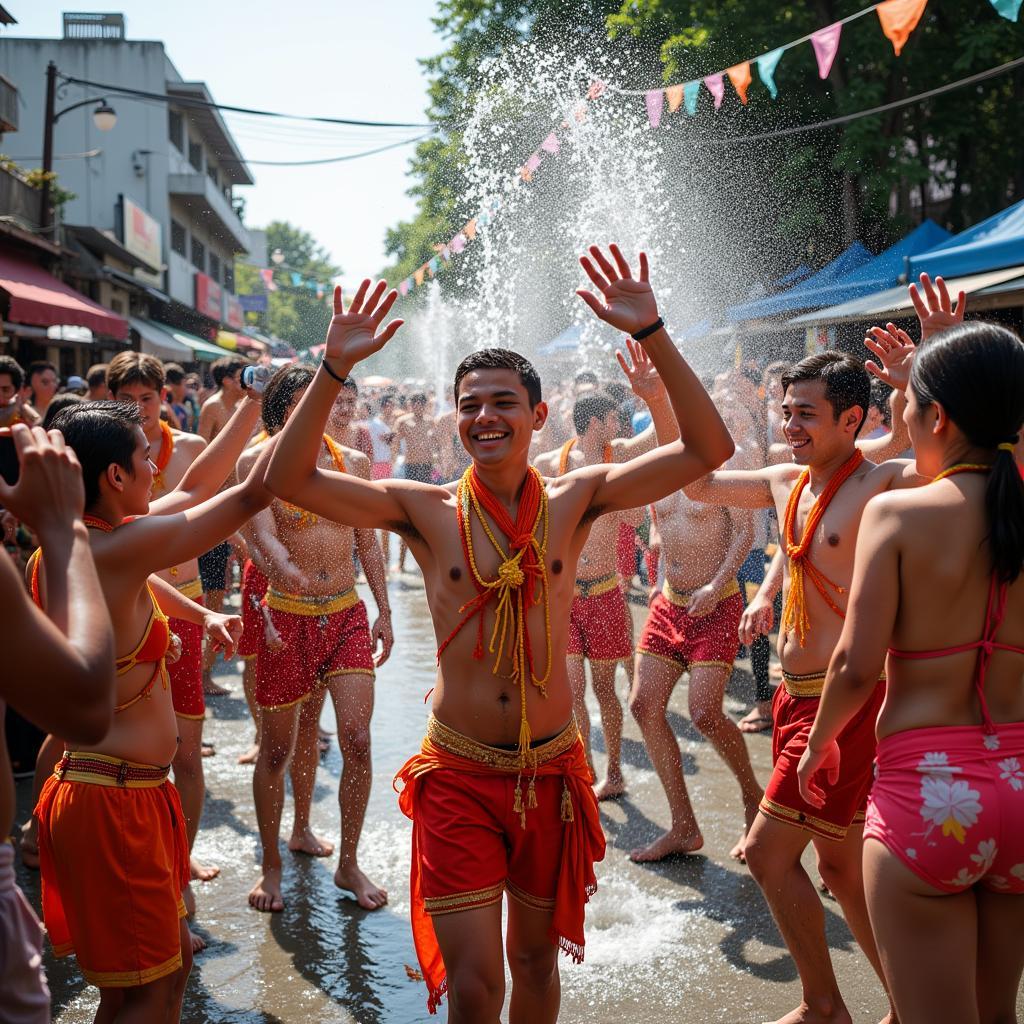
[683,278,962,1024]
[266,245,735,1022]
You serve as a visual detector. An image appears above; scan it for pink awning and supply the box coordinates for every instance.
[0,251,128,340]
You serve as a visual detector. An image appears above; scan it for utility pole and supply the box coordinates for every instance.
[39,61,57,231]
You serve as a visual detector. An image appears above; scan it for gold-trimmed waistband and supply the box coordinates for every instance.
[662,577,739,608]
[54,751,170,788]
[574,573,620,600]
[782,669,886,698]
[174,577,203,600]
[265,587,358,616]
[425,715,579,771]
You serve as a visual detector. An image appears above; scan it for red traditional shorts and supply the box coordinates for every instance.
[167,579,204,720]
[238,560,268,660]
[255,588,375,711]
[567,574,632,662]
[35,753,189,989]
[638,579,743,670]
[761,671,886,841]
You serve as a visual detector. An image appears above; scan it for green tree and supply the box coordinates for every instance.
[236,221,341,352]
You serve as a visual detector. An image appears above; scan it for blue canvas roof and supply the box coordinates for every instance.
[728,242,871,321]
[907,198,1024,279]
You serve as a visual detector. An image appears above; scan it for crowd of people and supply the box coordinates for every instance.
[1,247,1022,1024]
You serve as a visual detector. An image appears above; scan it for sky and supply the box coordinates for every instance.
[5,1,443,286]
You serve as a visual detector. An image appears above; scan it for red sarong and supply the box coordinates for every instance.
[394,717,605,1014]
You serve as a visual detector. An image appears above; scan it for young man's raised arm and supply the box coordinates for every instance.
[570,245,734,513]
[266,281,432,530]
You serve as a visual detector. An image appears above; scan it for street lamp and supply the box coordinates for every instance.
[40,61,118,230]
[271,248,285,265]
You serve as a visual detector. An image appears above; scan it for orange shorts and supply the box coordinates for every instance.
[760,672,886,841]
[35,753,189,988]
[567,576,632,662]
[238,560,268,660]
[638,580,742,670]
[255,588,375,711]
[167,582,204,720]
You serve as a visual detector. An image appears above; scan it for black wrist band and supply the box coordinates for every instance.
[320,359,346,385]
[632,317,664,342]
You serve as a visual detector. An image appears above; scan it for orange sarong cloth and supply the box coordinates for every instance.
[35,752,189,989]
[394,719,605,1014]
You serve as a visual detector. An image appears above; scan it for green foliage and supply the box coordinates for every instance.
[0,157,77,208]
[236,221,340,353]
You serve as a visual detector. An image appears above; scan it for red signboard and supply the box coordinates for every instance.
[224,292,244,329]
[194,272,223,321]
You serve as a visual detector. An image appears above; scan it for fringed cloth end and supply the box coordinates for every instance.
[426,978,448,1016]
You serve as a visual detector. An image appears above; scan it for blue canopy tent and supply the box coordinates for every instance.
[728,242,871,321]
[771,264,813,289]
[537,324,582,357]
[908,198,1024,279]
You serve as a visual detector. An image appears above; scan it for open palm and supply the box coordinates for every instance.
[909,273,965,342]
[577,244,659,337]
[325,280,404,369]
[864,323,915,391]
[616,336,665,402]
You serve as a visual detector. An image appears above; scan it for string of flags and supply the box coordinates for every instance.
[393,0,1018,300]
[257,266,328,302]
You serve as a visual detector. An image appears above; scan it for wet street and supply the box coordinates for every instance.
[16,576,992,1023]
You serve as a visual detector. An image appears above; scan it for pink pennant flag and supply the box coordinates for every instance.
[703,73,725,109]
[450,234,466,254]
[525,152,542,175]
[645,89,664,128]
[540,132,560,155]
[259,267,277,292]
[811,23,842,78]
[399,280,409,297]
[587,80,606,101]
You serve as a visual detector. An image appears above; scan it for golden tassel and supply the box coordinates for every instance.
[527,777,538,810]
[560,781,574,823]
[514,779,523,815]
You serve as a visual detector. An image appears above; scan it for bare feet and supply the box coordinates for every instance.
[739,705,774,734]
[18,820,39,870]
[762,1002,852,1024]
[630,827,704,863]
[334,863,388,910]
[237,742,260,765]
[593,775,627,801]
[248,866,285,913]
[287,827,335,858]
[201,741,216,758]
[188,924,207,954]
[730,803,761,863]
[190,855,220,882]
[202,674,230,697]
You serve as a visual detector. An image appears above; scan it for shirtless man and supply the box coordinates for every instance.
[26,361,59,422]
[106,352,221,898]
[198,355,250,693]
[395,392,440,571]
[266,245,735,1022]
[240,365,393,914]
[0,424,114,1022]
[534,339,676,799]
[684,277,962,1024]
[630,439,760,862]
[0,356,41,428]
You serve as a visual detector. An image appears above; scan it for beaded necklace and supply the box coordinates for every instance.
[781,448,864,647]
[280,434,346,526]
[932,462,990,483]
[557,436,614,475]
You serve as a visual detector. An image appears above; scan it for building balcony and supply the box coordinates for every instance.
[0,164,41,231]
[0,74,17,134]
[167,173,250,254]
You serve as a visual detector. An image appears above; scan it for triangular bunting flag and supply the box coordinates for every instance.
[414,267,425,287]
[525,152,542,174]
[665,84,684,113]
[259,268,277,292]
[645,89,664,128]
[399,280,409,297]
[464,218,477,240]
[988,0,1021,19]
[726,62,752,104]
[877,0,928,55]
[683,80,701,115]
[704,73,725,109]
[756,48,784,99]
[540,132,560,155]
[811,23,842,78]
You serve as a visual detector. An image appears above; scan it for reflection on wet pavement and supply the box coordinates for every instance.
[18,578,1020,1022]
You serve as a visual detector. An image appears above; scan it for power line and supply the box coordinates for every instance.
[232,133,432,166]
[58,71,440,129]
[698,54,1024,144]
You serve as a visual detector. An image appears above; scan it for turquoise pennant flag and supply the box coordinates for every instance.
[683,80,700,115]
[290,271,302,287]
[757,47,785,98]
[989,0,1021,19]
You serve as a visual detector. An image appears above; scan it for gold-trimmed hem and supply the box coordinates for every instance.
[424,882,505,916]
[689,660,736,671]
[759,795,848,841]
[662,577,740,608]
[80,951,183,989]
[173,711,206,722]
[239,652,257,661]
[265,587,359,616]
[256,692,310,713]
[573,573,621,600]
[506,879,555,912]
[425,716,579,771]
[323,667,376,682]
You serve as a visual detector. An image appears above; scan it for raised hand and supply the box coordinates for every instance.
[324,280,404,372]
[576,245,659,337]
[616,337,666,404]
[909,273,965,342]
[864,323,916,391]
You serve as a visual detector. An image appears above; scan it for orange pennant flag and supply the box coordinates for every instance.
[464,218,477,241]
[876,0,928,56]
[665,84,684,113]
[726,62,752,104]
[414,266,426,287]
